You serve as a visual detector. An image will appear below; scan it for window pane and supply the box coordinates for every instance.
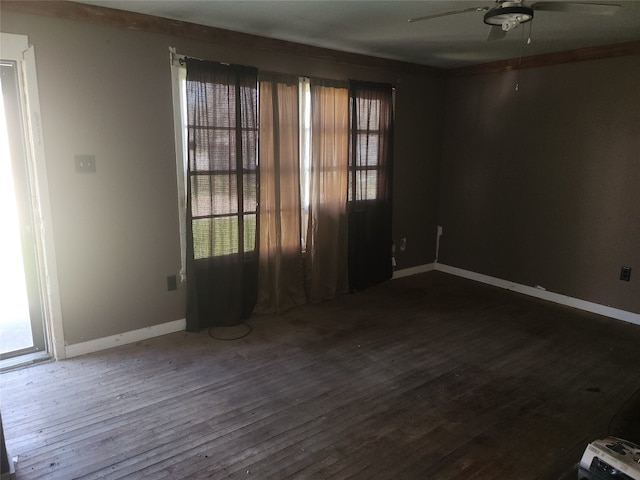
[192,216,239,258]
[240,85,257,125]
[191,175,238,216]
[356,98,380,130]
[208,82,236,128]
[192,215,256,258]
[349,170,378,202]
[210,130,236,171]
[186,81,236,129]
[359,170,378,200]
[356,133,379,167]
[243,172,257,213]
[244,214,256,252]
[241,129,257,170]
[191,128,236,172]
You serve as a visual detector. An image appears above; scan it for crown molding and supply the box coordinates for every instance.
[447,40,640,77]
[0,0,442,76]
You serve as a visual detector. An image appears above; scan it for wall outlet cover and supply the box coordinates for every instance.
[75,154,96,173]
[620,266,631,282]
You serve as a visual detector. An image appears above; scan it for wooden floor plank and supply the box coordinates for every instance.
[2,271,640,479]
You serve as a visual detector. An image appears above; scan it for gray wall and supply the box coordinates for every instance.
[1,11,444,345]
[439,56,640,313]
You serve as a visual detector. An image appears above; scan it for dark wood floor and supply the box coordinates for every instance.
[1,271,639,479]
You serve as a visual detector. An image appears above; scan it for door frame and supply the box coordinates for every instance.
[2,58,49,359]
[1,32,65,364]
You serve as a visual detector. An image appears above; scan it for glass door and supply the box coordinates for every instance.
[0,60,47,361]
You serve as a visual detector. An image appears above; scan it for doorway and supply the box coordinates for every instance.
[0,60,47,364]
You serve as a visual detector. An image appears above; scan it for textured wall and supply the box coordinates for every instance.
[0,10,443,344]
[439,56,640,313]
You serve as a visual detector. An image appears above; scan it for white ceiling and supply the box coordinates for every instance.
[78,1,640,68]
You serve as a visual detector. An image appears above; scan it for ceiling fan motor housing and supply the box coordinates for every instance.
[484,4,534,31]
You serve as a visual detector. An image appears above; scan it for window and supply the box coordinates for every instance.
[171,52,258,264]
[171,52,393,265]
[347,81,395,291]
[174,65,311,255]
[171,54,395,325]
[350,96,380,201]
[186,64,258,260]
[349,94,388,202]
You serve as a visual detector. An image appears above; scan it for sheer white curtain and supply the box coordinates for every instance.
[305,79,350,302]
[256,73,306,314]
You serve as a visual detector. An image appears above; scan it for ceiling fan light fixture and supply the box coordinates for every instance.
[484,5,534,30]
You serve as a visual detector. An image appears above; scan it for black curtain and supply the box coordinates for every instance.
[347,81,394,291]
[185,59,259,330]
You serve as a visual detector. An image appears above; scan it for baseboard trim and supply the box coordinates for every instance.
[392,263,436,279]
[65,318,186,358]
[61,263,638,358]
[435,263,640,326]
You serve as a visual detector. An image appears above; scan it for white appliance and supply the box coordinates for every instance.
[579,437,640,480]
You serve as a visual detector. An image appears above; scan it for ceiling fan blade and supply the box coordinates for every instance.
[486,25,507,41]
[408,5,489,23]
[531,2,621,15]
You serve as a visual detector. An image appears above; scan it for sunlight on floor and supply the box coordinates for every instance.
[0,81,33,355]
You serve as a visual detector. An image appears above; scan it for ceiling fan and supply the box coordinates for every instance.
[408,1,621,41]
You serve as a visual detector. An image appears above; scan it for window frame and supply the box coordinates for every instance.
[348,94,385,203]
[171,50,259,262]
[170,49,188,279]
[171,55,395,262]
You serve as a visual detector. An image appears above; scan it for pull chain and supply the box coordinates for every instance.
[515,20,533,91]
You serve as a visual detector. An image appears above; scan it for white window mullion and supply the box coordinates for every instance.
[298,77,311,250]
[169,48,188,283]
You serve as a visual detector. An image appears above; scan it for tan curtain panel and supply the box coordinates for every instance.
[256,73,306,314]
[305,79,350,302]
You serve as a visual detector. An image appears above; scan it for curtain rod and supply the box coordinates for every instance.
[169,47,396,88]
[169,47,231,67]
[170,53,211,66]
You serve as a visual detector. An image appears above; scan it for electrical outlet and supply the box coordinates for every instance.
[75,154,96,173]
[620,266,631,282]
[399,237,407,252]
